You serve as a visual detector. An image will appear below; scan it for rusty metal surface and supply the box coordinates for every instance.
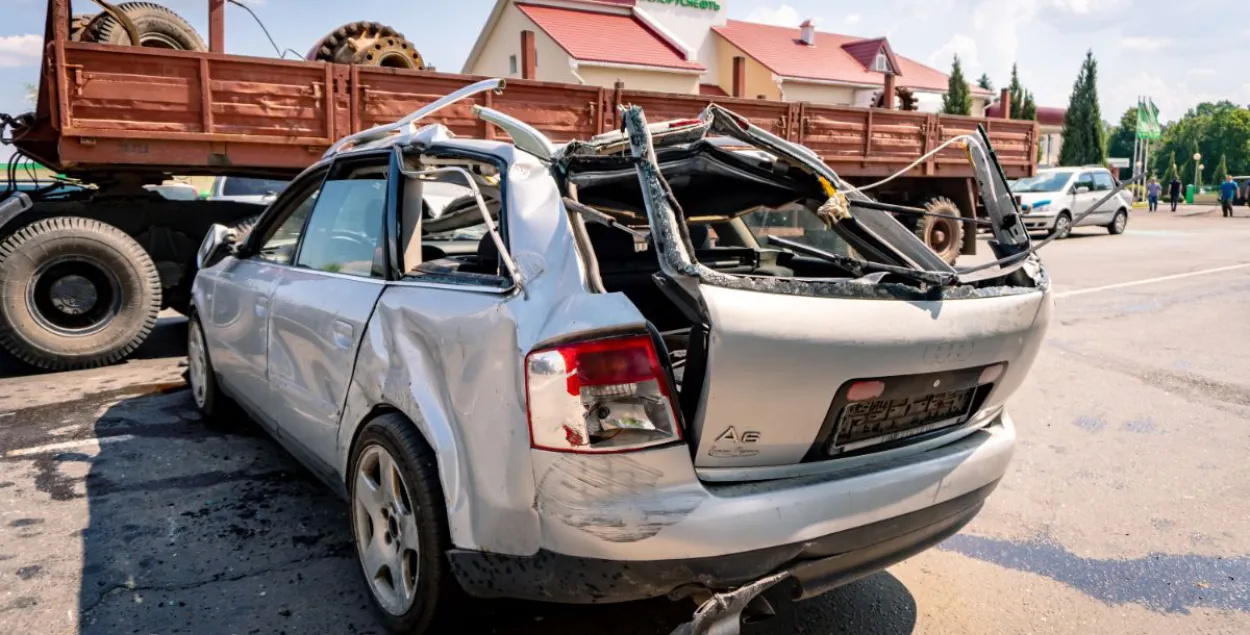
[23,0,1037,179]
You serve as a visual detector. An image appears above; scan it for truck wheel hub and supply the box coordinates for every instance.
[29,258,121,335]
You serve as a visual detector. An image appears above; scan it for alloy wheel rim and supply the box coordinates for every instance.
[188,320,208,409]
[353,445,421,616]
[1057,217,1071,236]
[1115,213,1126,232]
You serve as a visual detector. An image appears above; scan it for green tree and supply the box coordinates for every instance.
[1021,90,1037,120]
[1164,151,1178,182]
[942,55,972,116]
[1154,100,1250,186]
[1008,64,1024,119]
[1214,153,1229,184]
[1059,50,1106,166]
[1106,106,1138,160]
[976,73,994,92]
[23,83,37,107]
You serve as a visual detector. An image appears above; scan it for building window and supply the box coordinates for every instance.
[509,54,517,75]
[873,51,891,73]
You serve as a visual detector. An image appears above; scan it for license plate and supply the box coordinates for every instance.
[828,387,976,454]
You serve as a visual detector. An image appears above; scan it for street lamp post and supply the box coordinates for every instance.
[1194,153,1203,191]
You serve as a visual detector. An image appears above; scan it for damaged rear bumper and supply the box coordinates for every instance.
[447,475,998,605]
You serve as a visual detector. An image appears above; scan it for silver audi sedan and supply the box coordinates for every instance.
[188,80,1052,635]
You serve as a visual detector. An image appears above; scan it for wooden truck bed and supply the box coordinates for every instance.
[16,7,1037,181]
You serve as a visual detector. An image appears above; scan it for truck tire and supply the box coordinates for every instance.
[70,14,96,42]
[914,197,964,265]
[0,217,162,370]
[307,22,424,69]
[84,2,206,51]
[166,214,259,317]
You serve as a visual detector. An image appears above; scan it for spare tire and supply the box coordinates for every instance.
[0,217,162,370]
[84,2,205,50]
[914,197,964,265]
[307,21,424,69]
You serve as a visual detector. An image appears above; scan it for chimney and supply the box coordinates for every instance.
[999,87,1011,119]
[521,30,536,80]
[732,56,746,98]
[799,19,815,46]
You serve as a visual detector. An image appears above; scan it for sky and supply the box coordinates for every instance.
[2,0,1248,136]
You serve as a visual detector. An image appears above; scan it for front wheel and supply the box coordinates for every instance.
[1049,212,1073,240]
[349,414,459,634]
[1107,209,1128,235]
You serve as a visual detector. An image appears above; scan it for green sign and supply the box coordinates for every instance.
[644,0,722,11]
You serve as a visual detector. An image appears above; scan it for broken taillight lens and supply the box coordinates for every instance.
[525,334,681,453]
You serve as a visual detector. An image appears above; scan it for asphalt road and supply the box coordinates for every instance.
[2,205,1249,635]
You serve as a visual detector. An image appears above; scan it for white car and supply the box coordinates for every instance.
[190,80,1051,635]
[207,176,290,205]
[1012,167,1131,238]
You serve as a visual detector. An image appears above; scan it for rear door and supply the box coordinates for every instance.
[1071,171,1101,225]
[1091,170,1119,220]
[265,152,391,472]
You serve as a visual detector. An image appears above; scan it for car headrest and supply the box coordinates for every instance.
[585,223,643,261]
[476,232,499,275]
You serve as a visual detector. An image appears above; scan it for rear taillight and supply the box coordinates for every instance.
[525,334,681,453]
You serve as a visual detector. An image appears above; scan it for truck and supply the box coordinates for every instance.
[0,0,1038,371]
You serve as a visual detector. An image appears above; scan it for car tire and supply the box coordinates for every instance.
[186,312,223,415]
[1049,212,1073,240]
[84,2,206,50]
[1107,209,1128,235]
[0,217,161,370]
[913,197,964,265]
[349,414,460,635]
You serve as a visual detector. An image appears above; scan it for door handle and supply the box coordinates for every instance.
[332,320,353,349]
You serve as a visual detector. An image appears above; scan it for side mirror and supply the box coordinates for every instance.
[1074,186,1090,194]
[196,223,236,269]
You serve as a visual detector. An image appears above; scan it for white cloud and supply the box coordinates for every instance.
[1105,72,1217,122]
[1121,36,1171,52]
[0,34,42,68]
[843,13,863,26]
[928,34,981,71]
[1049,0,1131,14]
[745,4,815,27]
[1189,68,1216,76]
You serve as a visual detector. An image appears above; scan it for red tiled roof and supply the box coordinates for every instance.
[712,20,991,95]
[699,83,729,96]
[840,38,897,75]
[517,3,704,71]
[985,103,1066,126]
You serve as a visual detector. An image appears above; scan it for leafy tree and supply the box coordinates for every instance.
[1154,100,1250,185]
[1008,64,1024,119]
[1107,106,1138,161]
[1059,50,1106,166]
[976,73,993,92]
[1021,90,1037,121]
[23,83,37,107]
[1214,153,1229,184]
[942,55,972,116]
[1164,151,1178,182]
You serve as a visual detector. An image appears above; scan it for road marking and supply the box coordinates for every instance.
[1055,263,1250,299]
[4,434,135,458]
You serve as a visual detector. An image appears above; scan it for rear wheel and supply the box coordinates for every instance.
[1049,212,1073,239]
[1107,209,1128,235]
[913,197,964,265]
[0,217,161,370]
[84,2,205,50]
[349,414,458,635]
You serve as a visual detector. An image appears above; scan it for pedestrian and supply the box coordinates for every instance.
[1219,174,1238,217]
[1146,177,1161,212]
[1169,176,1182,212]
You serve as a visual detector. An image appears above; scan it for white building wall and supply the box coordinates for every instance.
[633,0,728,86]
[468,2,578,84]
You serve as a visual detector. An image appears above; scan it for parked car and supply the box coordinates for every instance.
[145,182,200,200]
[1012,166,1131,238]
[189,81,1052,635]
[206,176,290,205]
[1231,175,1250,205]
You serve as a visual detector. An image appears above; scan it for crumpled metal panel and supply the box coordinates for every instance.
[337,145,649,554]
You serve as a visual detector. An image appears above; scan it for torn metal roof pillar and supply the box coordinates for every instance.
[209,0,225,53]
[521,30,536,79]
